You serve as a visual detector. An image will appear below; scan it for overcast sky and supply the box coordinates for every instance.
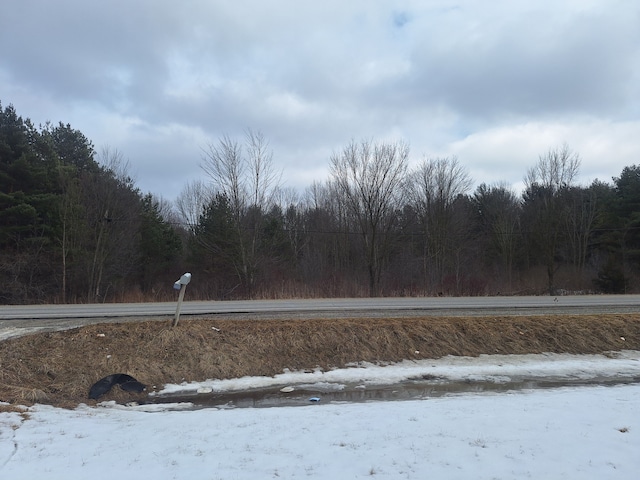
[2,0,639,202]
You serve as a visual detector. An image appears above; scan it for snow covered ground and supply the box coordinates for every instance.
[2,351,639,479]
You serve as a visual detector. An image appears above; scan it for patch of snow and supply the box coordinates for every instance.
[156,350,640,395]
[1,351,639,479]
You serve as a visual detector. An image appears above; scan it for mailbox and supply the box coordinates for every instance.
[172,273,192,327]
[174,272,191,290]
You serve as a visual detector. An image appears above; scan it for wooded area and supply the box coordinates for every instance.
[1,101,639,304]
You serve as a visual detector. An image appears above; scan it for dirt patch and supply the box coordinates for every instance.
[1,314,639,409]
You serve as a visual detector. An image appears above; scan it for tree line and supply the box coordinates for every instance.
[1,101,638,304]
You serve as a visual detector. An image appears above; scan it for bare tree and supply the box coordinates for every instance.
[246,130,281,210]
[200,130,281,296]
[57,164,84,303]
[563,185,598,274]
[201,134,244,219]
[472,182,521,292]
[525,143,580,192]
[523,143,581,294]
[407,156,473,292]
[273,186,307,262]
[330,139,409,296]
[82,147,141,301]
[297,180,355,292]
[175,179,214,230]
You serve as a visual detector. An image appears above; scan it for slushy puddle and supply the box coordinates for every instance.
[147,375,640,409]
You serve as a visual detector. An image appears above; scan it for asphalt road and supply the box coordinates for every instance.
[1,295,639,341]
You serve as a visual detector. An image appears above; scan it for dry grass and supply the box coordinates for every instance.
[1,314,639,408]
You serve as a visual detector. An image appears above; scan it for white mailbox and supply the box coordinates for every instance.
[174,272,191,290]
[172,272,192,327]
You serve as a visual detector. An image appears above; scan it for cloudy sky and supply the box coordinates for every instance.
[2,0,639,202]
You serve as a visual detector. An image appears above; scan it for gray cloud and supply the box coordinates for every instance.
[403,2,640,119]
[1,0,638,200]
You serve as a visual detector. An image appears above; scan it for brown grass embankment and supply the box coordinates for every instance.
[1,314,639,408]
